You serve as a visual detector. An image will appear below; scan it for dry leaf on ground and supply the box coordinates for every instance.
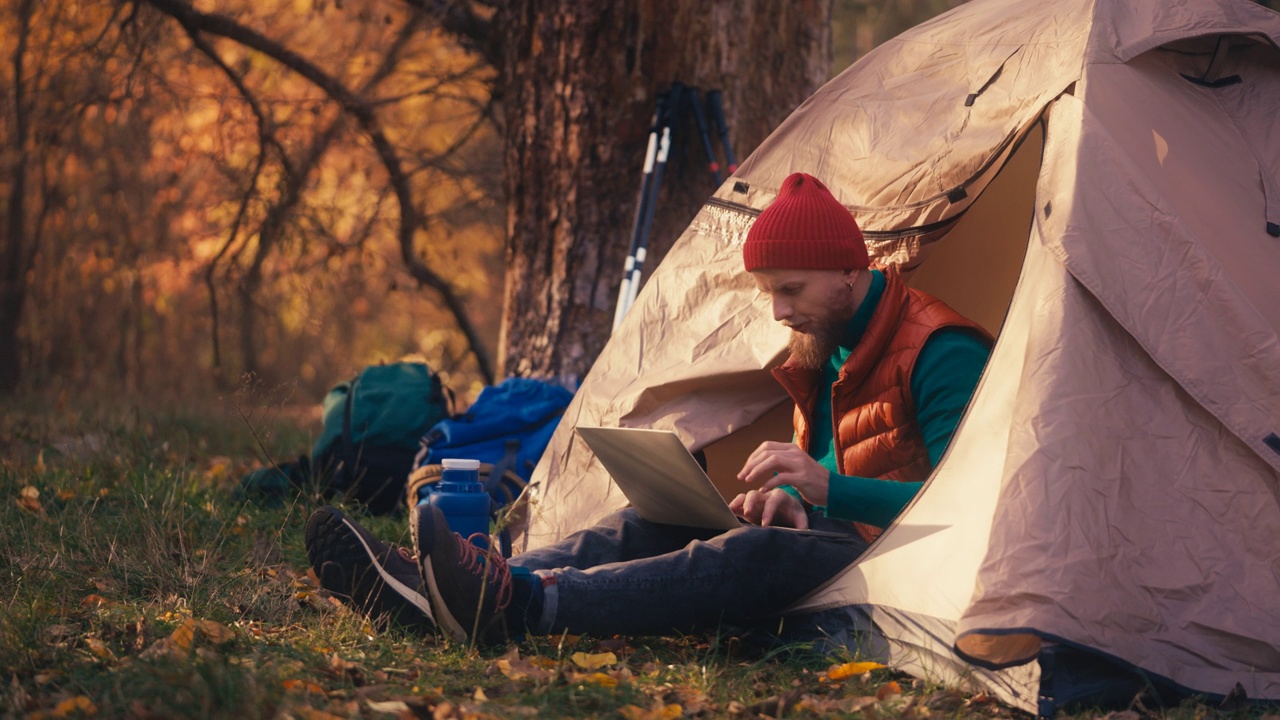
[494,649,556,682]
[17,485,45,515]
[876,680,903,700]
[826,660,887,680]
[570,651,617,670]
[618,702,683,720]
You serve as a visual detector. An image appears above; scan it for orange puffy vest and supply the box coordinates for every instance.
[771,270,991,542]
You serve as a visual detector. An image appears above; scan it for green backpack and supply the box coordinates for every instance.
[240,361,454,514]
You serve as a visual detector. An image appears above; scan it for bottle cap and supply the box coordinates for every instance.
[441,458,481,471]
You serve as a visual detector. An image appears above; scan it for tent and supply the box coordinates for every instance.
[518,0,1280,714]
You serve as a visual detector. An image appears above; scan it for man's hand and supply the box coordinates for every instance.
[737,441,830,506]
[729,488,809,529]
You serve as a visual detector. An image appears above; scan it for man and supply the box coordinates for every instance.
[306,171,991,644]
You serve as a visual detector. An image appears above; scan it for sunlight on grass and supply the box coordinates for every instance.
[0,398,1264,718]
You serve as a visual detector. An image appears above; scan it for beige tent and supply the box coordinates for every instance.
[519,0,1280,713]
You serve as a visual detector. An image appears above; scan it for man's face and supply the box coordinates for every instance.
[750,267,861,368]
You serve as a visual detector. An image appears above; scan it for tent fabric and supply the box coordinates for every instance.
[521,0,1280,713]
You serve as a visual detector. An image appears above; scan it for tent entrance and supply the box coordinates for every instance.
[906,122,1044,338]
[700,124,1045,501]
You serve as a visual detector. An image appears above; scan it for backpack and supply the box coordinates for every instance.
[313,361,454,514]
[406,377,573,554]
[239,360,454,514]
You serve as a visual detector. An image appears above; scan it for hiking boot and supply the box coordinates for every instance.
[304,506,435,634]
[412,503,511,644]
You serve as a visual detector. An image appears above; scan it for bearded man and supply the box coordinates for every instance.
[304,172,992,646]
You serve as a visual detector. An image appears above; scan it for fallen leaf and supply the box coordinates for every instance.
[34,451,47,473]
[580,672,617,688]
[83,637,117,662]
[17,485,45,515]
[80,595,111,610]
[170,620,196,651]
[966,692,998,707]
[204,456,233,483]
[570,651,617,670]
[618,703,682,720]
[364,698,411,713]
[33,695,98,718]
[195,619,234,645]
[827,660,887,680]
[138,637,174,660]
[282,678,327,695]
[57,489,76,501]
[876,680,903,700]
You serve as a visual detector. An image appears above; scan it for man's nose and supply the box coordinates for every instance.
[772,296,792,322]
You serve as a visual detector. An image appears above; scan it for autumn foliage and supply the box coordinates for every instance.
[1,0,504,401]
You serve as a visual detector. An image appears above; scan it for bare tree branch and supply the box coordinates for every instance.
[401,0,501,69]
[136,0,496,383]
[185,28,283,380]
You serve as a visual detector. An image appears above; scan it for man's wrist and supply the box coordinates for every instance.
[778,483,813,512]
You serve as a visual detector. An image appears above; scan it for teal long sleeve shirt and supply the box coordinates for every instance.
[784,270,991,527]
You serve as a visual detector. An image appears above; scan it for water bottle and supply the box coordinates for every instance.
[425,458,490,549]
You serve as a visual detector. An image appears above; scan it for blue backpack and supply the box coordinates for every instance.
[407,377,573,553]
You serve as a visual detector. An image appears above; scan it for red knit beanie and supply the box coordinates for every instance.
[742,172,869,272]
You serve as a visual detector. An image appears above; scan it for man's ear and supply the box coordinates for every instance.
[842,269,859,287]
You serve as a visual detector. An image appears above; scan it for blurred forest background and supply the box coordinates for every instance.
[3,0,1275,407]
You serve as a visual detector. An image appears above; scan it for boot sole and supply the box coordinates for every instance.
[305,507,435,632]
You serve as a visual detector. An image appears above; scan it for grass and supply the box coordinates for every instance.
[0,392,1273,719]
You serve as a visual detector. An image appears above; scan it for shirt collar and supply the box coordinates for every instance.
[840,269,885,350]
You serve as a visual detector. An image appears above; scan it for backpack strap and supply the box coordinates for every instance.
[334,373,360,493]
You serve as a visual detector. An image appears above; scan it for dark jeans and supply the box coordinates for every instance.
[510,508,869,637]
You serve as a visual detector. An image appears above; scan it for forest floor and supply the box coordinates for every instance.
[0,393,1267,719]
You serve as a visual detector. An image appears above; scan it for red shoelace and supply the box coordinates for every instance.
[455,533,513,611]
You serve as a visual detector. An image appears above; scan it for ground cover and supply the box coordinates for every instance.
[0,393,1267,719]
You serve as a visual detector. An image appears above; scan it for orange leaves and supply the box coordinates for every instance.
[24,695,98,719]
[877,679,904,700]
[825,660,886,681]
[139,617,236,660]
[618,702,683,720]
[81,638,116,663]
[569,651,617,670]
[494,648,556,683]
[282,678,328,695]
[17,486,46,516]
[489,646,633,694]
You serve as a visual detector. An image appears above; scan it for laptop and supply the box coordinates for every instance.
[575,425,846,537]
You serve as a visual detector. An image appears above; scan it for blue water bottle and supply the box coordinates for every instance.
[426,458,490,549]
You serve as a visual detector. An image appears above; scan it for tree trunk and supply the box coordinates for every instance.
[0,0,35,395]
[497,1,832,382]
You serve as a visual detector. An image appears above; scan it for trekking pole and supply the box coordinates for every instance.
[620,83,680,322]
[687,86,723,186]
[614,91,669,330]
[706,89,737,175]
